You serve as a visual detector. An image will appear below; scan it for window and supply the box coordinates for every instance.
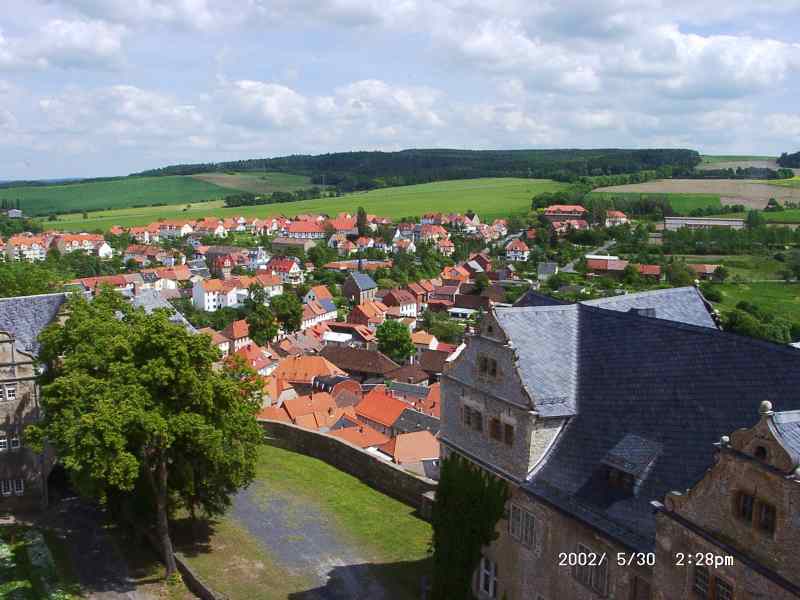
[490,418,502,441]
[757,501,776,535]
[736,492,754,522]
[0,480,11,496]
[488,359,497,378]
[478,356,488,374]
[479,556,498,598]
[10,431,20,450]
[573,544,607,595]
[714,578,733,600]
[523,512,536,547]
[0,432,6,452]
[503,423,514,446]
[13,479,23,496]
[478,355,498,380]
[509,504,523,539]
[692,566,710,597]
[4,386,16,402]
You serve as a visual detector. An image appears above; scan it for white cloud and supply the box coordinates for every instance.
[224,81,309,129]
[36,19,126,68]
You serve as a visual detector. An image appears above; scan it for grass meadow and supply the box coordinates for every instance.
[588,191,722,214]
[45,177,566,231]
[712,282,800,323]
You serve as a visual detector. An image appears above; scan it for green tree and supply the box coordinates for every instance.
[271,293,303,333]
[431,454,509,600]
[356,206,369,237]
[0,261,64,298]
[745,209,765,229]
[713,265,730,282]
[245,286,279,345]
[376,319,415,363]
[473,272,490,294]
[622,264,641,285]
[665,261,694,286]
[27,291,262,577]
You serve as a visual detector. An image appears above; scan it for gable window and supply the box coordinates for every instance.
[477,355,498,380]
[573,543,607,596]
[489,418,502,441]
[734,491,777,536]
[463,405,483,433]
[479,556,498,598]
[509,504,523,539]
[693,567,733,600]
[503,423,514,446]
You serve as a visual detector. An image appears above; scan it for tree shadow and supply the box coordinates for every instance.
[170,515,217,558]
[288,557,432,600]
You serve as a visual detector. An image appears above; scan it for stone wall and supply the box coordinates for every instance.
[260,420,436,513]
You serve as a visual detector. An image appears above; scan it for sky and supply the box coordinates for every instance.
[1,0,799,180]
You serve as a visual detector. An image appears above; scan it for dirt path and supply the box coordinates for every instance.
[595,179,800,209]
[230,486,389,600]
[37,499,156,600]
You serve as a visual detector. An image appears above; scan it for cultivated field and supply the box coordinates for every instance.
[595,179,800,209]
[191,171,311,194]
[1,172,312,216]
[45,177,566,231]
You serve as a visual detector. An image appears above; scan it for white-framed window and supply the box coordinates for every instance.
[4,385,17,402]
[509,504,536,548]
[13,479,23,495]
[0,432,6,452]
[0,480,11,496]
[479,556,498,598]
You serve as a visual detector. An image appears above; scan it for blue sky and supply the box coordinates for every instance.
[1,0,799,179]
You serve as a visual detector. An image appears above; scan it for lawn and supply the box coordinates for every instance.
[711,282,800,322]
[2,172,312,217]
[588,191,722,214]
[176,442,432,599]
[674,254,787,281]
[705,209,800,224]
[0,526,82,599]
[45,177,566,231]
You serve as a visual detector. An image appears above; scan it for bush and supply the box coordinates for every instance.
[700,284,723,303]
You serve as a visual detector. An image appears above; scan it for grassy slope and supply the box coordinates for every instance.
[1,172,312,216]
[588,191,721,214]
[712,282,800,322]
[767,176,800,188]
[178,443,431,600]
[46,177,566,231]
[1,176,230,216]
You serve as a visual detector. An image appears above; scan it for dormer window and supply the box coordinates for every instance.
[601,434,661,497]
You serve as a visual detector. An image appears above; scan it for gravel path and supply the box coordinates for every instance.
[231,486,389,600]
[37,499,155,600]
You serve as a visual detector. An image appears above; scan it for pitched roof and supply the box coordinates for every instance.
[393,408,440,435]
[347,272,377,291]
[320,346,400,376]
[479,301,800,551]
[418,349,449,375]
[506,239,529,252]
[515,286,716,330]
[222,319,249,341]
[355,387,409,427]
[386,364,430,384]
[308,285,333,301]
[132,289,196,333]
[282,392,336,422]
[0,293,67,355]
[329,425,390,448]
[379,430,439,464]
[273,355,346,384]
[383,288,416,305]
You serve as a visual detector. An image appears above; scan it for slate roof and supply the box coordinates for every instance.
[771,410,800,466]
[132,290,197,333]
[0,292,67,355]
[515,286,716,330]
[348,272,377,291]
[394,407,441,436]
[492,302,800,551]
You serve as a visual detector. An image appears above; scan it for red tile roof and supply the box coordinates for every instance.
[355,386,409,428]
[222,319,249,341]
[379,430,439,464]
[329,425,390,448]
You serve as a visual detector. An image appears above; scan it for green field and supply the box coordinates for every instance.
[589,191,721,214]
[1,172,311,216]
[676,255,787,281]
[176,443,432,599]
[706,209,800,224]
[700,155,775,164]
[711,282,800,322]
[768,176,800,188]
[45,177,566,231]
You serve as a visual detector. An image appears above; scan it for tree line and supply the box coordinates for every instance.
[777,150,800,168]
[222,187,325,207]
[684,166,794,180]
[133,148,701,192]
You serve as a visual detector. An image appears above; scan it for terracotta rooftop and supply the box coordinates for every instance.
[379,430,440,464]
[329,424,390,449]
[273,355,346,385]
[355,386,409,428]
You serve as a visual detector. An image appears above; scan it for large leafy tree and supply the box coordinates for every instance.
[28,290,263,577]
[245,285,279,345]
[376,319,415,363]
[271,293,303,333]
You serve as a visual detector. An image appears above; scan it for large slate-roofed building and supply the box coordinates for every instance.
[442,287,800,599]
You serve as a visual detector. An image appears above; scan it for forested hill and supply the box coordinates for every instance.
[134,148,701,191]
[778,150,800,168]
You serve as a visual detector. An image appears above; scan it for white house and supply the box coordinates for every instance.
[605,210,629,227]
[505,239,530,262]
[192,278,238,312]
[6,235,47,262]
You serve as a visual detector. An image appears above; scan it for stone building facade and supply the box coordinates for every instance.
[440,289,800,600]
[0,332,48,511]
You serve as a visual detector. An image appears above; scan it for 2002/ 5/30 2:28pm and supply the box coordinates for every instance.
[559,552,734,568]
